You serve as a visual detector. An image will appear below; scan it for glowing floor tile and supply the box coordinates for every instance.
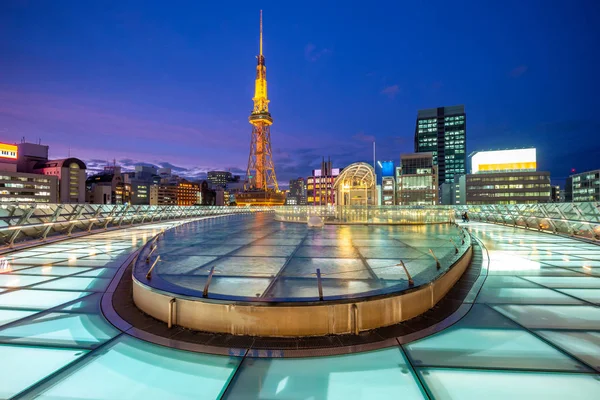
[36,336,239,400]
[224,348,426,400]
[0,289,90,310]
[0,312,119,347]
[33,277,111,292]
[418,368,600,400]
[0,344,86,399]
[405,327,588,371]
[0,309,36,327]
[557,289,600,304]
[523,276,600,288]
[476,287,584,304]
[12,266,92,276]
[0,274,55,288]
[57,293,103,313]
[493,305,600,330]
[481,276,539,288]
[76,268,117,278]
[536,330,600,370]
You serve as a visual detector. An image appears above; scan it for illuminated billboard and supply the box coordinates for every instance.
[378,161,395,177]
[0,143,17,160]
[471,148,536,174]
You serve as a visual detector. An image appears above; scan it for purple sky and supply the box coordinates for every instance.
[1,1,598,186]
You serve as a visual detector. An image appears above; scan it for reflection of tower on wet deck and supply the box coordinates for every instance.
[238,10,285,206]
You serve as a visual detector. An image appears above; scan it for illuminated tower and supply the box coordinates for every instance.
[238,11,284,206]
[246,10,278,192]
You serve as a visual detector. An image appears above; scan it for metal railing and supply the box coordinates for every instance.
[454,202,600,241]
[0,204,271,248]
[274,205,455,224]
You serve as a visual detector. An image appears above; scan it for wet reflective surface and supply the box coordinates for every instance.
[142,214,464,301]
[0,216,599,398]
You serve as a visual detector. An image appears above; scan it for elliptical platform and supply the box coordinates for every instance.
[132,214,472,337]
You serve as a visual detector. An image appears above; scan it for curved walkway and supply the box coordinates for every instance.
[0,218,599,399]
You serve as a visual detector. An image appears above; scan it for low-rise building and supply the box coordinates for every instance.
[33,158,86,204]
[86,166,131,204]
[396,153,438,205]
[149,180,200,206]
[0,142,58,204]
[466,149,551,204]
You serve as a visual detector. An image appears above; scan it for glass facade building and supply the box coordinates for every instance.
[414,105,466,184]
[570,169,600,202]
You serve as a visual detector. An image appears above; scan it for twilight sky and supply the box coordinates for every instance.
[0,0,598,186]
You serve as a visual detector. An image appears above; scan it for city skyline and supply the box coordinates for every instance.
[1,1,598,186]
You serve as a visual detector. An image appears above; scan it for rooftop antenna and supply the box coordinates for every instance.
[259,9,263,57]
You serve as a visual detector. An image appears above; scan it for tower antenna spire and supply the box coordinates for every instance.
[259,10,263,56]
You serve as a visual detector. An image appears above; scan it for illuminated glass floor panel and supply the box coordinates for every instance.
[224,348,427,400]
[475,287,585,304]
[11,266,93,276]
[36,335,240,400]
[535,330,600,370]
[0,289,91,310]
[0,274,56,288]
[418,368,600,400]
[0,312,119,347]
[0,343,86,399]
[32,276,112,292]
[0,309,36,327]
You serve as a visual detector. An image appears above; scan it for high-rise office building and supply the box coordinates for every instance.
[396,153,438,205]
[569,169,600,202]
[466,149,551,204]
[287,178,307,205]
[415,105,466,184]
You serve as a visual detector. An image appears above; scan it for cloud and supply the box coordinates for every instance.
[304,43,331,62]
[380,84,400,99]
[510,65,528,78]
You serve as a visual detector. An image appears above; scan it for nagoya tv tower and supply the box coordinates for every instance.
[238,10,285,206]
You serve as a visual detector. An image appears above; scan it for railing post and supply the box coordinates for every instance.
[397,261,414,286]
[203,267,215,298]
[316,268,324,300]
[429,249,441,269]
[449,239,459,254]
[168,298,176,329]
[146,255,161,279]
